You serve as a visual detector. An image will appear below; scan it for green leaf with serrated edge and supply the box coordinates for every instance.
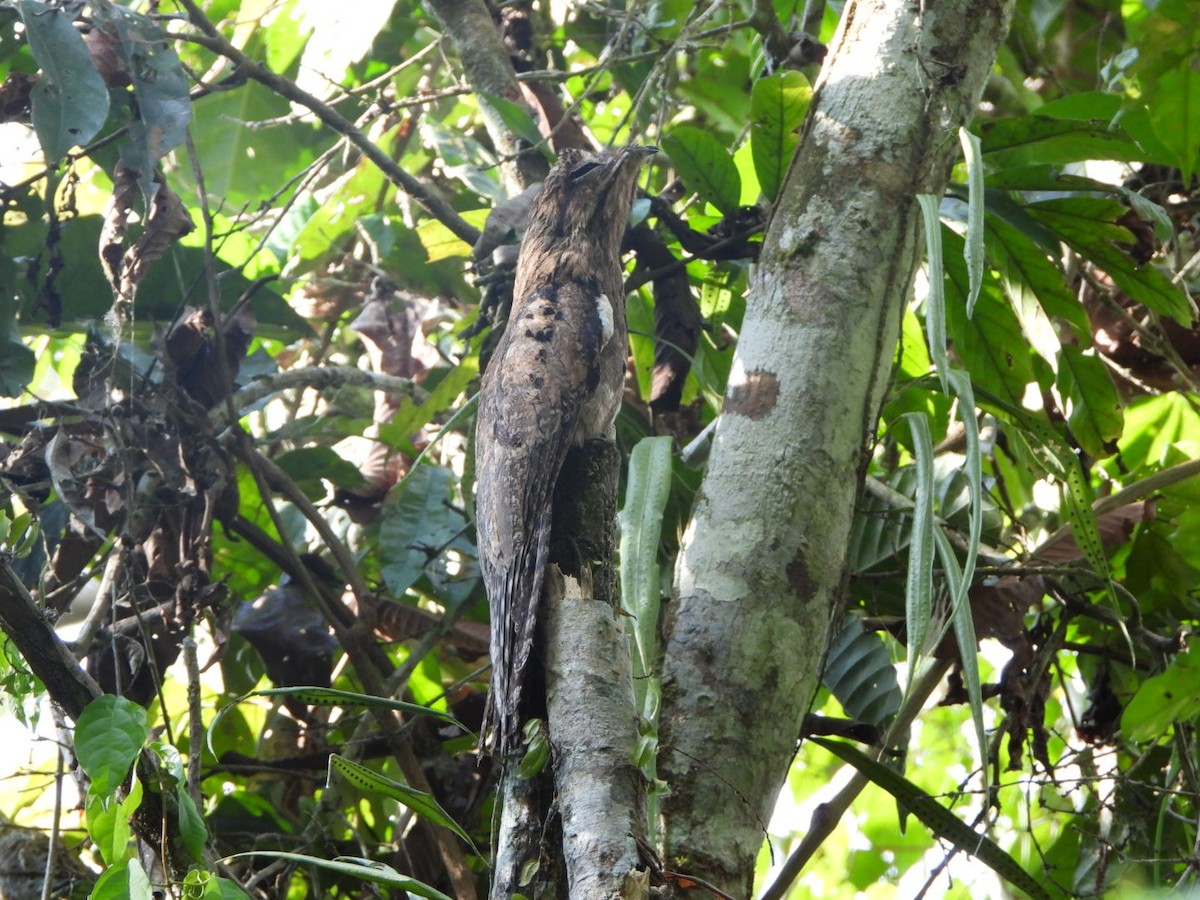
[207,687,464,756]
[1027,198,1195,325]
[328,755,478,852]
[221,852,453,900]
[1121,642,1200,742]
[984,214,1091,358]
[811,739,1052,900]
[821,615,902,728]
[17,0,110,161]
[1056,345,1123,458]
[75,695,148,795]
[958,129,985,317]
[750,70,811,201]
[661,125,742,216]
[902,412,936,690]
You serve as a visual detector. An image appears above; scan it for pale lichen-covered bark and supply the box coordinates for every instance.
[658,0,1016,894]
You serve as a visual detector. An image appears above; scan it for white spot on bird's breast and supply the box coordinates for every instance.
[595,292,614,347]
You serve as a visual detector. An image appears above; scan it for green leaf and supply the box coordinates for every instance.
[89,858,154,900]
[958,128,984,317]
[479,92,545,150]
[822,615,902,727]
[177,788,208,863]
[661,125,741,216]
[17,0,110,161]
[379,464,476,603]
[812,738,1052,900]
[86,774,142,865]
[983,214,1089,363]
[254,686,462,726]
[902,413,936,682]
[91,2,191,192]
[619,436,673,719]
[273,446,365,500]
[750,70,811,201]
[943,228,1035,409]
[225,853,453,900]
[918,195,948,384]
[1129,3,1200,183]
[328,755,478,852]
[75,695,148,795]
[1121,642,1200,742]
[1026,198,1196,325]
[977,116,1144,167]
[0,338,35,398]
[1056,345,1123,458]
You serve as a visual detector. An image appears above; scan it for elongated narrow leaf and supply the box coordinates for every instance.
[18,0,111,160]
[958,129,985,317]
[662,125,742,216]
[750,70,811,201]
[812,738,1052,900]
[222,851,453,900]
[620,436,673,716]
[902,413,936,689]
[329,754,477,851]
[918,195,948,387]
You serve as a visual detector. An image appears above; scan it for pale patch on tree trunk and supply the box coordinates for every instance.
[658,0,1017,894]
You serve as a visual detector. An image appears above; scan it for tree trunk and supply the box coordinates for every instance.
[657,0,1016,894]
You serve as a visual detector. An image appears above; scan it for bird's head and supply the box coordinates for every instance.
[519,144,658,264]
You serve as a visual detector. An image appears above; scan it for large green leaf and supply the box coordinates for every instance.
[1128,0,1200,182]
[74,694,148,796]
[978,116,1143,167]
[1027,197,1196,325]
[18,0,110,160]
[943,228,1035,409]
[1055,345,1123,458]
[89,858,153,900]
[661,125,741,216]
[378,464,477,604]
[983,214,1090,363]
[1121,642,1200,742]
[750,70,811,201]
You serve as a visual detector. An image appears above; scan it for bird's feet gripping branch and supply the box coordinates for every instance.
[474,144,657,757]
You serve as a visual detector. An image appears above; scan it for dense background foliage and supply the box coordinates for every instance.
[1,0,1199,897]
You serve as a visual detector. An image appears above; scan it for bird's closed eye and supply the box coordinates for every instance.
[568,161,602,182]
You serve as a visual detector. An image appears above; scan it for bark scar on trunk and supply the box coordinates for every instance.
[724,369,781,419]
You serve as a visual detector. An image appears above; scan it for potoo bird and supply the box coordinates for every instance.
[475,144,657,755]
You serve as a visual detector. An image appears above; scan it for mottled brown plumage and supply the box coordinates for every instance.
[475,145,656,755]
